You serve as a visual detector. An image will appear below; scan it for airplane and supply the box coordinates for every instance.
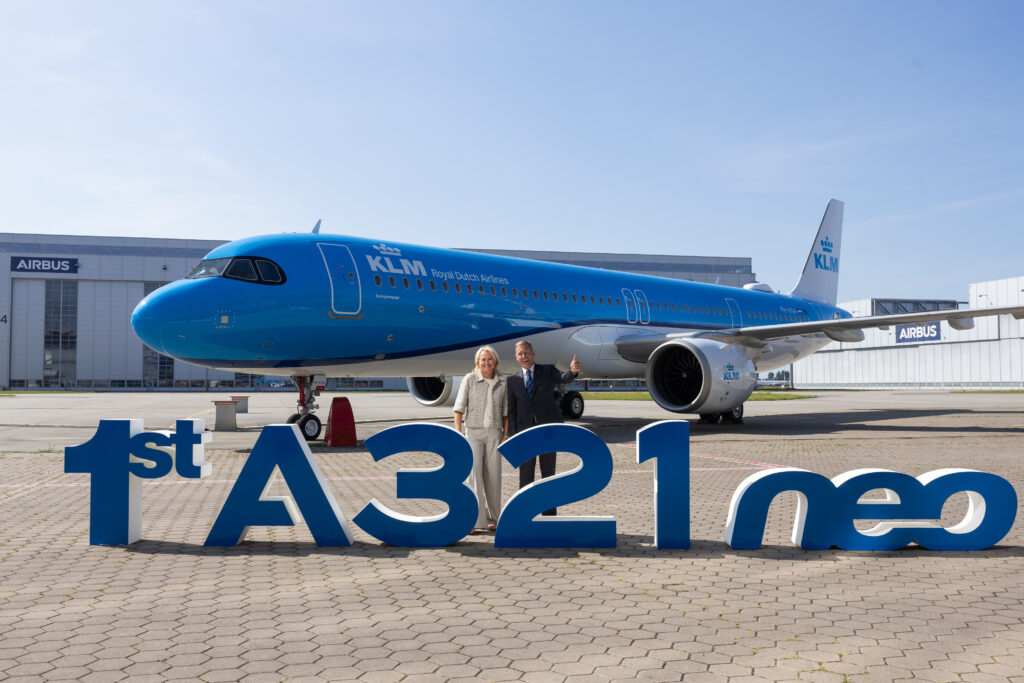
[131,200,1024,440]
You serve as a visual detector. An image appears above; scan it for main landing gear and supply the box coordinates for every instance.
[699,403,744,425]
[289,374,326,440]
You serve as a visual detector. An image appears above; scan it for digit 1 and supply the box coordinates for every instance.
[636,420,689,549]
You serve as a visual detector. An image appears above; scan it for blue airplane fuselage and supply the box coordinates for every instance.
[131,232,847,379]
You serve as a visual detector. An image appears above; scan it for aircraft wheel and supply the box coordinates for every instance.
[725,404,744,424]
[561,391,585,420]
[297,414,322,441]
[287,413,301,424]
[699,413,721,424]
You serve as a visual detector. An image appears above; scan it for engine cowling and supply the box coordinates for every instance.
[406,375,463,407]
[645,338,757,414]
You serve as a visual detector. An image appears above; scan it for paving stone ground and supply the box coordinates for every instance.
[1,391,1022,682]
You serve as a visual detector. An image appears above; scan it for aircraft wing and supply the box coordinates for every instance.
[734,304,1024,342]
[614,304,1024,362]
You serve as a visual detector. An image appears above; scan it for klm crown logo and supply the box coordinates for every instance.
[814,235,839,273]
[723,364,740,381]
[372,243,402,256]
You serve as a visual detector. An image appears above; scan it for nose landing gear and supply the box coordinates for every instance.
[290,374,326,440]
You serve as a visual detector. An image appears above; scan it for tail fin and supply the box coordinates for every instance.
[789,199,844,306]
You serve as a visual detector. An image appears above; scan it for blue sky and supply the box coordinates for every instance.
[2,1,1022,302]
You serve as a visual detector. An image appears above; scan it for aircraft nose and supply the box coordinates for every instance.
[131,292,169,354]
[132,282,196,355]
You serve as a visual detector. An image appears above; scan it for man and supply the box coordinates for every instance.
[506,340,581,515]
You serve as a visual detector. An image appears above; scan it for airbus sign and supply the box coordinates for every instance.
[11,256,79,274]
[896,322,941,343]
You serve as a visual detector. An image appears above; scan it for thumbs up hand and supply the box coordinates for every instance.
[570,355,581,374]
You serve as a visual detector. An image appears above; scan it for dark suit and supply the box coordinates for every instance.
[507,364,578,510]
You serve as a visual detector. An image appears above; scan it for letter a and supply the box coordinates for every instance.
[205,425,353,546]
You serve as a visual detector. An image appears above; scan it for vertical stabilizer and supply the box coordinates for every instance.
[789,199,843,306]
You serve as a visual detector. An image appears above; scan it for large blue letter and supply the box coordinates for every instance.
[636,421,689,549]
[496,424,616,548]
[829,468,931,550]
[65,420,142,545]
[205,425,353,546]
[913,469,1017,551]
[352,423,477,547]
[725,468,840,550]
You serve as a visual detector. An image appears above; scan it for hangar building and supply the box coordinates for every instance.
[792,276,1024,389]
[0,232,754,390]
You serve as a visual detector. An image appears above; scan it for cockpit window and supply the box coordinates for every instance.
[225,259,259,282]
[186,256,287,285]
[255,259,283,283]
[186,258,231,279]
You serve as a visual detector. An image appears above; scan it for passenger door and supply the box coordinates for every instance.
[317,243,362,316]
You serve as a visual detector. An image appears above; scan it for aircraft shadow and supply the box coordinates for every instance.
[569,407,1024,444]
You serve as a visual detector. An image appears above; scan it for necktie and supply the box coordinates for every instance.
[525,369,534,398]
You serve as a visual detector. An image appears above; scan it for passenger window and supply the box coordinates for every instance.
[598,296,604,305]
[512,288,518,297]
[562,292,568,302]
[255,259,284,283]
[501,287,507,297]
[490,286,497,296]
[416,279,424,290]
[543,291,549,301]
[479,286,486,296]
[429,280,436,291]
[466,283,473,294]
[225,258,259,282]
[402,277,410,289]
[572,294,577,303]
[455,283,462,293]
[442,282,449,292]
[533,290,539,299]
[374,274,383,287]
[388,276,396,287]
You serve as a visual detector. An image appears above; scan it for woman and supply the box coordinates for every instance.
[453,345,508,533]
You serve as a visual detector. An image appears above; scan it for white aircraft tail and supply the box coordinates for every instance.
[789,199,844,306]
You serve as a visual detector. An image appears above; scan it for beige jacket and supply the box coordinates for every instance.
[453,370,508,431]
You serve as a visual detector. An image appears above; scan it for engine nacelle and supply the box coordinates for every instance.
[406,375,463,407]
[645,338,757,414]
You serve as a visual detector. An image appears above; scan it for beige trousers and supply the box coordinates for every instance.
[465,426,503,527]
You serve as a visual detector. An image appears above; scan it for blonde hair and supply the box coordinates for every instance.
[474,345,501,373]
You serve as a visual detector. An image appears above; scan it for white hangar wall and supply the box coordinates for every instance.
[793,276,1024,389]
[0,233,236,389]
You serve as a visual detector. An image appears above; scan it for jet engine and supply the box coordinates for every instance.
[406,375,463,407]
[645,338,757,414]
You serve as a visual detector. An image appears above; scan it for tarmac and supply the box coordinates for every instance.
[1,389,1022,682]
